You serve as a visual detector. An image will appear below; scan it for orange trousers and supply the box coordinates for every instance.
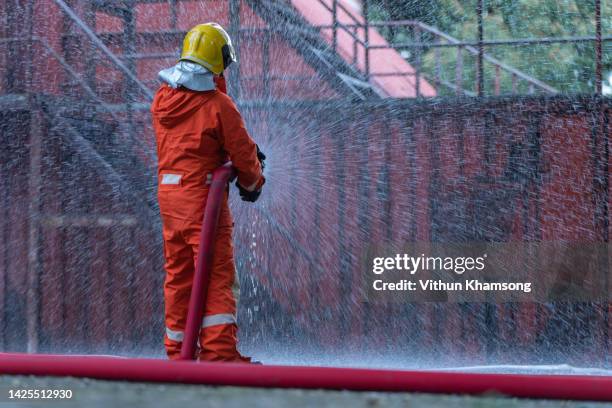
[161,198,249,362]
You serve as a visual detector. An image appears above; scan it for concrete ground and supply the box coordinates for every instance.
[0,375,610,408]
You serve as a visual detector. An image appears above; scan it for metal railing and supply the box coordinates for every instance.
[313,0,610,97]
[8,37,154,165]
[6,0,610,106]
[53,0,153,100]
[0,35,157,210]
[49,0,598,100]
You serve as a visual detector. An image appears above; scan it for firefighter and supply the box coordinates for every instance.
[151,23,265,362]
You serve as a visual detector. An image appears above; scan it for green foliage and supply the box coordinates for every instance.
[371,0,611,96]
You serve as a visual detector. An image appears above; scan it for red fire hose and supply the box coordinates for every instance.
[180,162,236,360]
[0,353,610,401]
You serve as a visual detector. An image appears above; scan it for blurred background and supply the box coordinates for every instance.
[0,0,610,370]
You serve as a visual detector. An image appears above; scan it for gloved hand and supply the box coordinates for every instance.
[235,144,266,202]
[235,180,262,203]
[256,144,266,171]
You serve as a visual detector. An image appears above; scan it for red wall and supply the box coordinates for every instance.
[0,1,609,365]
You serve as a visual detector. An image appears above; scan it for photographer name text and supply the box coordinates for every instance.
[372,254,532,293]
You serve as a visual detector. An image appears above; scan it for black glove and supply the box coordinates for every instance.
[235,180,262,202]
[234,144,265,203]
[256,144,266,171]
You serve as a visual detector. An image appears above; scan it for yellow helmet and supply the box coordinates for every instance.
[180,23,236,75]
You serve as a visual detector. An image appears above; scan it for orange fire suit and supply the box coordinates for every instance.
[151,77,264,361]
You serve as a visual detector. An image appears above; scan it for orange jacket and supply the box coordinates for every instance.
[151,83,264,224]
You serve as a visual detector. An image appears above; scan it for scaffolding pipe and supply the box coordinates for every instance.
[180,163,236,360]
[0,353,610,401]
[595,0,602,95]
[52,0,154,99]
[476,0,484,96]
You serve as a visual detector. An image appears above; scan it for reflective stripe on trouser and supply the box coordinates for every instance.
[162,217,245,361]
[166,327,184,342]
[165,313,236,343]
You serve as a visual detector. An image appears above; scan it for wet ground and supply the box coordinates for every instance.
[0,375,610,408]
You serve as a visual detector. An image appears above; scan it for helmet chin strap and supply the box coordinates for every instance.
[158,61,216,91]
